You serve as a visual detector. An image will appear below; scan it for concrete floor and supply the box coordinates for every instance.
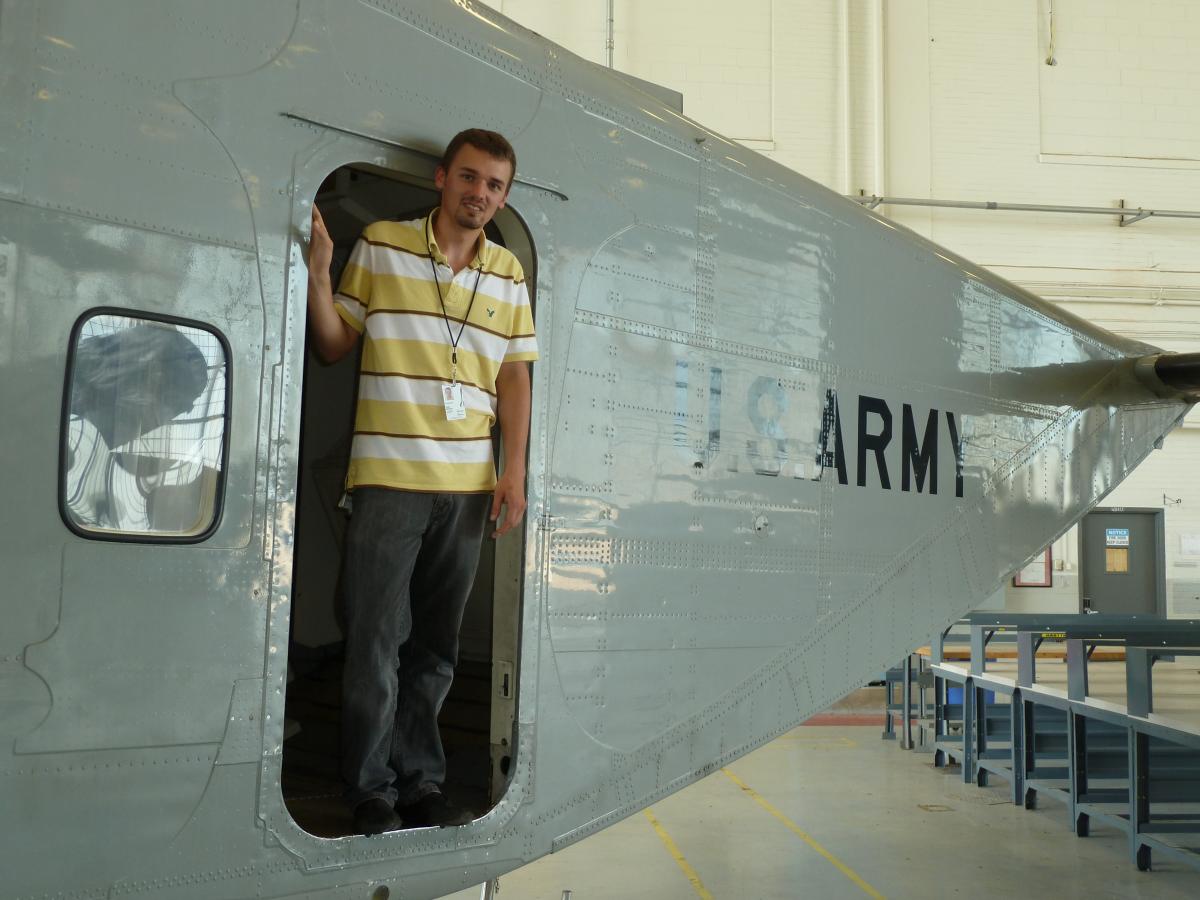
[441,722,1200,900]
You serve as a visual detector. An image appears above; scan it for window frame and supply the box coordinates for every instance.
[58,306,234,544]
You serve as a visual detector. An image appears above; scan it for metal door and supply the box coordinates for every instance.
[1078,508,1165,615]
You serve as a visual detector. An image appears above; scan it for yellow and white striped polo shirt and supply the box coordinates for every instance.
[333,210,538,493]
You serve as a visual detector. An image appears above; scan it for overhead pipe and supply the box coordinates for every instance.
[838,0,851,193]
[871,0,885,198]
[606,0,614,68]
[850,195,1200,226]
[1045,0,1058,66]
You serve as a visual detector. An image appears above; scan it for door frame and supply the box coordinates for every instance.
[1077,506,1166,616]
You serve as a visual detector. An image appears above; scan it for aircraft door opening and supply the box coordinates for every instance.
[283,161,534,837]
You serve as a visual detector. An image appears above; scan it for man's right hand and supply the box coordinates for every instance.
[310,204,334,276]
[306,202,360,363]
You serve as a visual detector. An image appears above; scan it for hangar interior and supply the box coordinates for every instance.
[443,2,1200,895]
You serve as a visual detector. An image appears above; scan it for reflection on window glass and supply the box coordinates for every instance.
[62,313,227,538]
[1105,547,1130,574]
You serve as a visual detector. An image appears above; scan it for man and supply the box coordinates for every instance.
[306,129,536,836]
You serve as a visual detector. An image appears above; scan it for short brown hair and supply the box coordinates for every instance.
[440,128,517,185]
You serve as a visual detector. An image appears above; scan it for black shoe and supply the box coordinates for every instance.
[353,798,403,836]
[398,791,474,827]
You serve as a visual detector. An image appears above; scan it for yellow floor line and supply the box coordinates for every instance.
[721,768,886,900]
[644,808,715,900]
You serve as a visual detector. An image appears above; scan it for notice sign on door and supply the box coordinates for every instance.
[1106,527,1130,547]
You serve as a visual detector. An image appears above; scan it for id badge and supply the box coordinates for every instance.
[442,382,467,421]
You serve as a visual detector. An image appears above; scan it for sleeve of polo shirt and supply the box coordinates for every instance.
[502,270,538,363]
[333,233,372,334]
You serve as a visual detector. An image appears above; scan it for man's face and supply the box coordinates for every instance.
[434,144,513,232]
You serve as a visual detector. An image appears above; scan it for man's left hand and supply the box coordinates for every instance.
[490,469,527,538]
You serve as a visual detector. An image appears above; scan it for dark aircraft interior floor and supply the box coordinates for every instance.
[282,646,491,838]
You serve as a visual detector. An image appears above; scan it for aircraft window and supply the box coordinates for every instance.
[60,310,229,541]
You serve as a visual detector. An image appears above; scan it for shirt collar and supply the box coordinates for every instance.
[426,208,487,270]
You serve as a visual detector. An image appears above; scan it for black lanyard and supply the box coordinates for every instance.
[427,215,483,382]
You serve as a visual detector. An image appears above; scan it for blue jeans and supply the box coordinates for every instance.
[340,488,490,809]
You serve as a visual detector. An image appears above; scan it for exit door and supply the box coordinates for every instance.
[1078,508,1166,615]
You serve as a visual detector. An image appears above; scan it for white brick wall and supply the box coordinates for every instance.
[626,0,773,140]
[501,0,773,140]
[1039,0,1200,160]
[496,0,1200,616]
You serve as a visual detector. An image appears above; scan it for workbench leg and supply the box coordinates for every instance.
[1130,727,1151,871]
[962,678,975,784]
[933,674,947,768]
[1125,648,1153,719]
[1070,710,1089,837]
[882,666,896,740]
[901,655,913,750]
[1023,700,1038,810]
[975,683,989,787]
[1010,689,1024,806]
[918,657,927,721]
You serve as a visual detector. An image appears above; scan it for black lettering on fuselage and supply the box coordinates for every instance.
[945,410,965,498]
[901,404,938,494]
[718,379,962,496]
[857,395,892,489]
[816,389,848,484]
[820,395,963,496]
[707,366,723,462]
